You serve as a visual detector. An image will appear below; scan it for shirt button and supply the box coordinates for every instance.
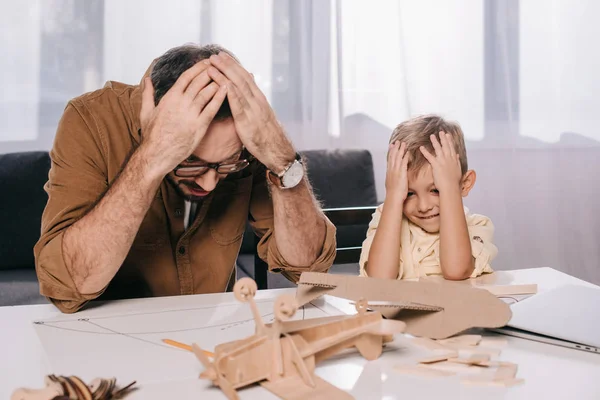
[175,209,182,217]
[178,246,186,255]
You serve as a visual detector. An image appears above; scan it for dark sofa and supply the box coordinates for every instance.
[236,149,378,288]
[0,152,51,306]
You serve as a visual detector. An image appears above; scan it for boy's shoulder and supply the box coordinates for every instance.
[368,203,385,224]
[464,207,494,227]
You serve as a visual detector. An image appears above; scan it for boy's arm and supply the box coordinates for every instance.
[420,132,473,280]
[438,186,474,279]
[364,199,404,279]
[363,141,409,279]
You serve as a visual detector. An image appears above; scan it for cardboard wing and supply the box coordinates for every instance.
[297,272,512,339]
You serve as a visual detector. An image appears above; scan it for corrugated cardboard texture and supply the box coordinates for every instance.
[297,272,512,339]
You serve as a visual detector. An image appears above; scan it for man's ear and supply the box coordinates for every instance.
[461,170,477,196]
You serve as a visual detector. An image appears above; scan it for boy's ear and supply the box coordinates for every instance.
[461,170,477,196]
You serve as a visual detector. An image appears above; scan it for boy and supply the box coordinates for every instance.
[359,114,497,280]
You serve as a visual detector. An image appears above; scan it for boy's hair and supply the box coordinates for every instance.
[389,114,468,175]
[150,43,239,120]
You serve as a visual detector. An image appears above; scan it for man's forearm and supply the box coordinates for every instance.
[270,178,326,267]
[62,145,164,294]
[365,198,404,279]
[439,188,474,280]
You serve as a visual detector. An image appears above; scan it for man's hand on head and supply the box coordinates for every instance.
[206,52,296,173]
[138,61,228,178]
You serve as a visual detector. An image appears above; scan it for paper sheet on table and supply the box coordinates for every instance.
[33,296,344,385]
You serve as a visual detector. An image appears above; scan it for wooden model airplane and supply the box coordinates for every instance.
[296,272,512,340]
[192,278,406,400]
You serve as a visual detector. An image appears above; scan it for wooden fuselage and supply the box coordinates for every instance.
[212,311,387,389]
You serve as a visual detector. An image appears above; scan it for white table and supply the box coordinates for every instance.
[2,267,599,400]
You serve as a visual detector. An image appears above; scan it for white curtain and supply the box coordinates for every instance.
[0,1,41,142]
[1,0,599,284]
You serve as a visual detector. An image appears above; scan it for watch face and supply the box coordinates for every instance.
[281,160,304,188]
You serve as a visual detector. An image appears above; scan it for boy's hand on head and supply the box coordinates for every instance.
[419,132,462,193]
[385,141,410,203]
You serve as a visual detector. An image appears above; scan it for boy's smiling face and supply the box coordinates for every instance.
[403,163,477,233]
[403,165,441,233]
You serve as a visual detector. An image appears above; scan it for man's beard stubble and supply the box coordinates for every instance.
[165,174,208,202]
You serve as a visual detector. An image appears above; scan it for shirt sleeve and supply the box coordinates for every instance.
[33,101,109,313]
[467,213,498,278]
[358,205,384,278]
[247,166,336,283]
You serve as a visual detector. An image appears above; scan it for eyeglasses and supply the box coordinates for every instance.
[173,150,253,178]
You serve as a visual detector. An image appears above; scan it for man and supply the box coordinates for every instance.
[34,44,336,313]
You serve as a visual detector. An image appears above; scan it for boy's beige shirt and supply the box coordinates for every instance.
[359,204,497,279]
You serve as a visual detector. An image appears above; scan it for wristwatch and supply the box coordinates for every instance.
[267,152,304,189]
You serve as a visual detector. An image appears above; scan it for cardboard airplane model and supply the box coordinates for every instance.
[193,277,406,400]
[296,272,512,340]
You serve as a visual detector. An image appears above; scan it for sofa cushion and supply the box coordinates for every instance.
[0,152,51,270]
[303,149,377,259]
[302,149,377,208]
[0,268,48,306]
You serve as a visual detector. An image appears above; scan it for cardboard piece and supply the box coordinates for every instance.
[448,354,490,365]
[411,337,451,352]
[440,343,502,357]
[418,352,458,364]
[438,334,482,346]
[474,284,538,296]
[194,278,406,400]
[397,328,522,387]
[297,272,512,339]
[420,361,483,374]
[492,362,518,379]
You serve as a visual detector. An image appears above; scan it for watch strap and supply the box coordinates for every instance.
[267,152,302,188]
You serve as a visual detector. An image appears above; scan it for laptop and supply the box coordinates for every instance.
[490,284,600,354]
